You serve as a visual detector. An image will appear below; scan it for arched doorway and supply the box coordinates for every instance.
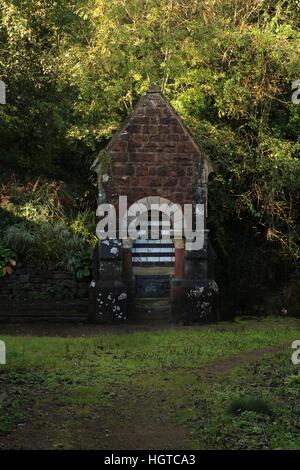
[122,197,185,300]
[132,210,175,297]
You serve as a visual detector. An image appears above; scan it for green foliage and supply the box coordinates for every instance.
[285,375,300,386]
[70,209,97,246]
[0,0,89,174]
[0,242,16,278]
[2,223,36,256]
[2,221,86,262]
[0,177,96,275]
[0,177,73,221]
[66,248,93,280]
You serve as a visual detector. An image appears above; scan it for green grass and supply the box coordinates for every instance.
[0,317,300,449]
[227,396,274,416]
[2,317,299,372]
[189,350,300,450]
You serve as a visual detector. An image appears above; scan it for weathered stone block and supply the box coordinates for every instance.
[171,279,218,324]
[185,259,207,281]
[100,239,122,260]
[99,260,122,280]
[89,281,128,323]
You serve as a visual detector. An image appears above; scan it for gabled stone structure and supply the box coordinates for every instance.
[90,85,218,323]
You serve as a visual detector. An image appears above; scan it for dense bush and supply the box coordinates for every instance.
[0,178,97,279]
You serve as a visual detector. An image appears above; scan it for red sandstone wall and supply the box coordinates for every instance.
[104,91,202,206]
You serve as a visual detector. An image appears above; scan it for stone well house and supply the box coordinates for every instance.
[90,85,218,323]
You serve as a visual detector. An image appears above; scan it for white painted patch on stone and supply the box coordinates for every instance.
[118,293,127,301]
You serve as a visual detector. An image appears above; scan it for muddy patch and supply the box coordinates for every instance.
[0,390,188,450]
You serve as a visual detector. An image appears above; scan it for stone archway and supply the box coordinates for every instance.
[121,196,186,299]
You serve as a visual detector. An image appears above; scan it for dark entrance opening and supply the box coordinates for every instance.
[132,211,174,299]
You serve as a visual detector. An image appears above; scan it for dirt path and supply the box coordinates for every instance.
[0,343,289,450]
[0,388,188,450]
[198,344,288,381]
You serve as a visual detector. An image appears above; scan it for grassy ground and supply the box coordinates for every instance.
[0,317,300,449]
